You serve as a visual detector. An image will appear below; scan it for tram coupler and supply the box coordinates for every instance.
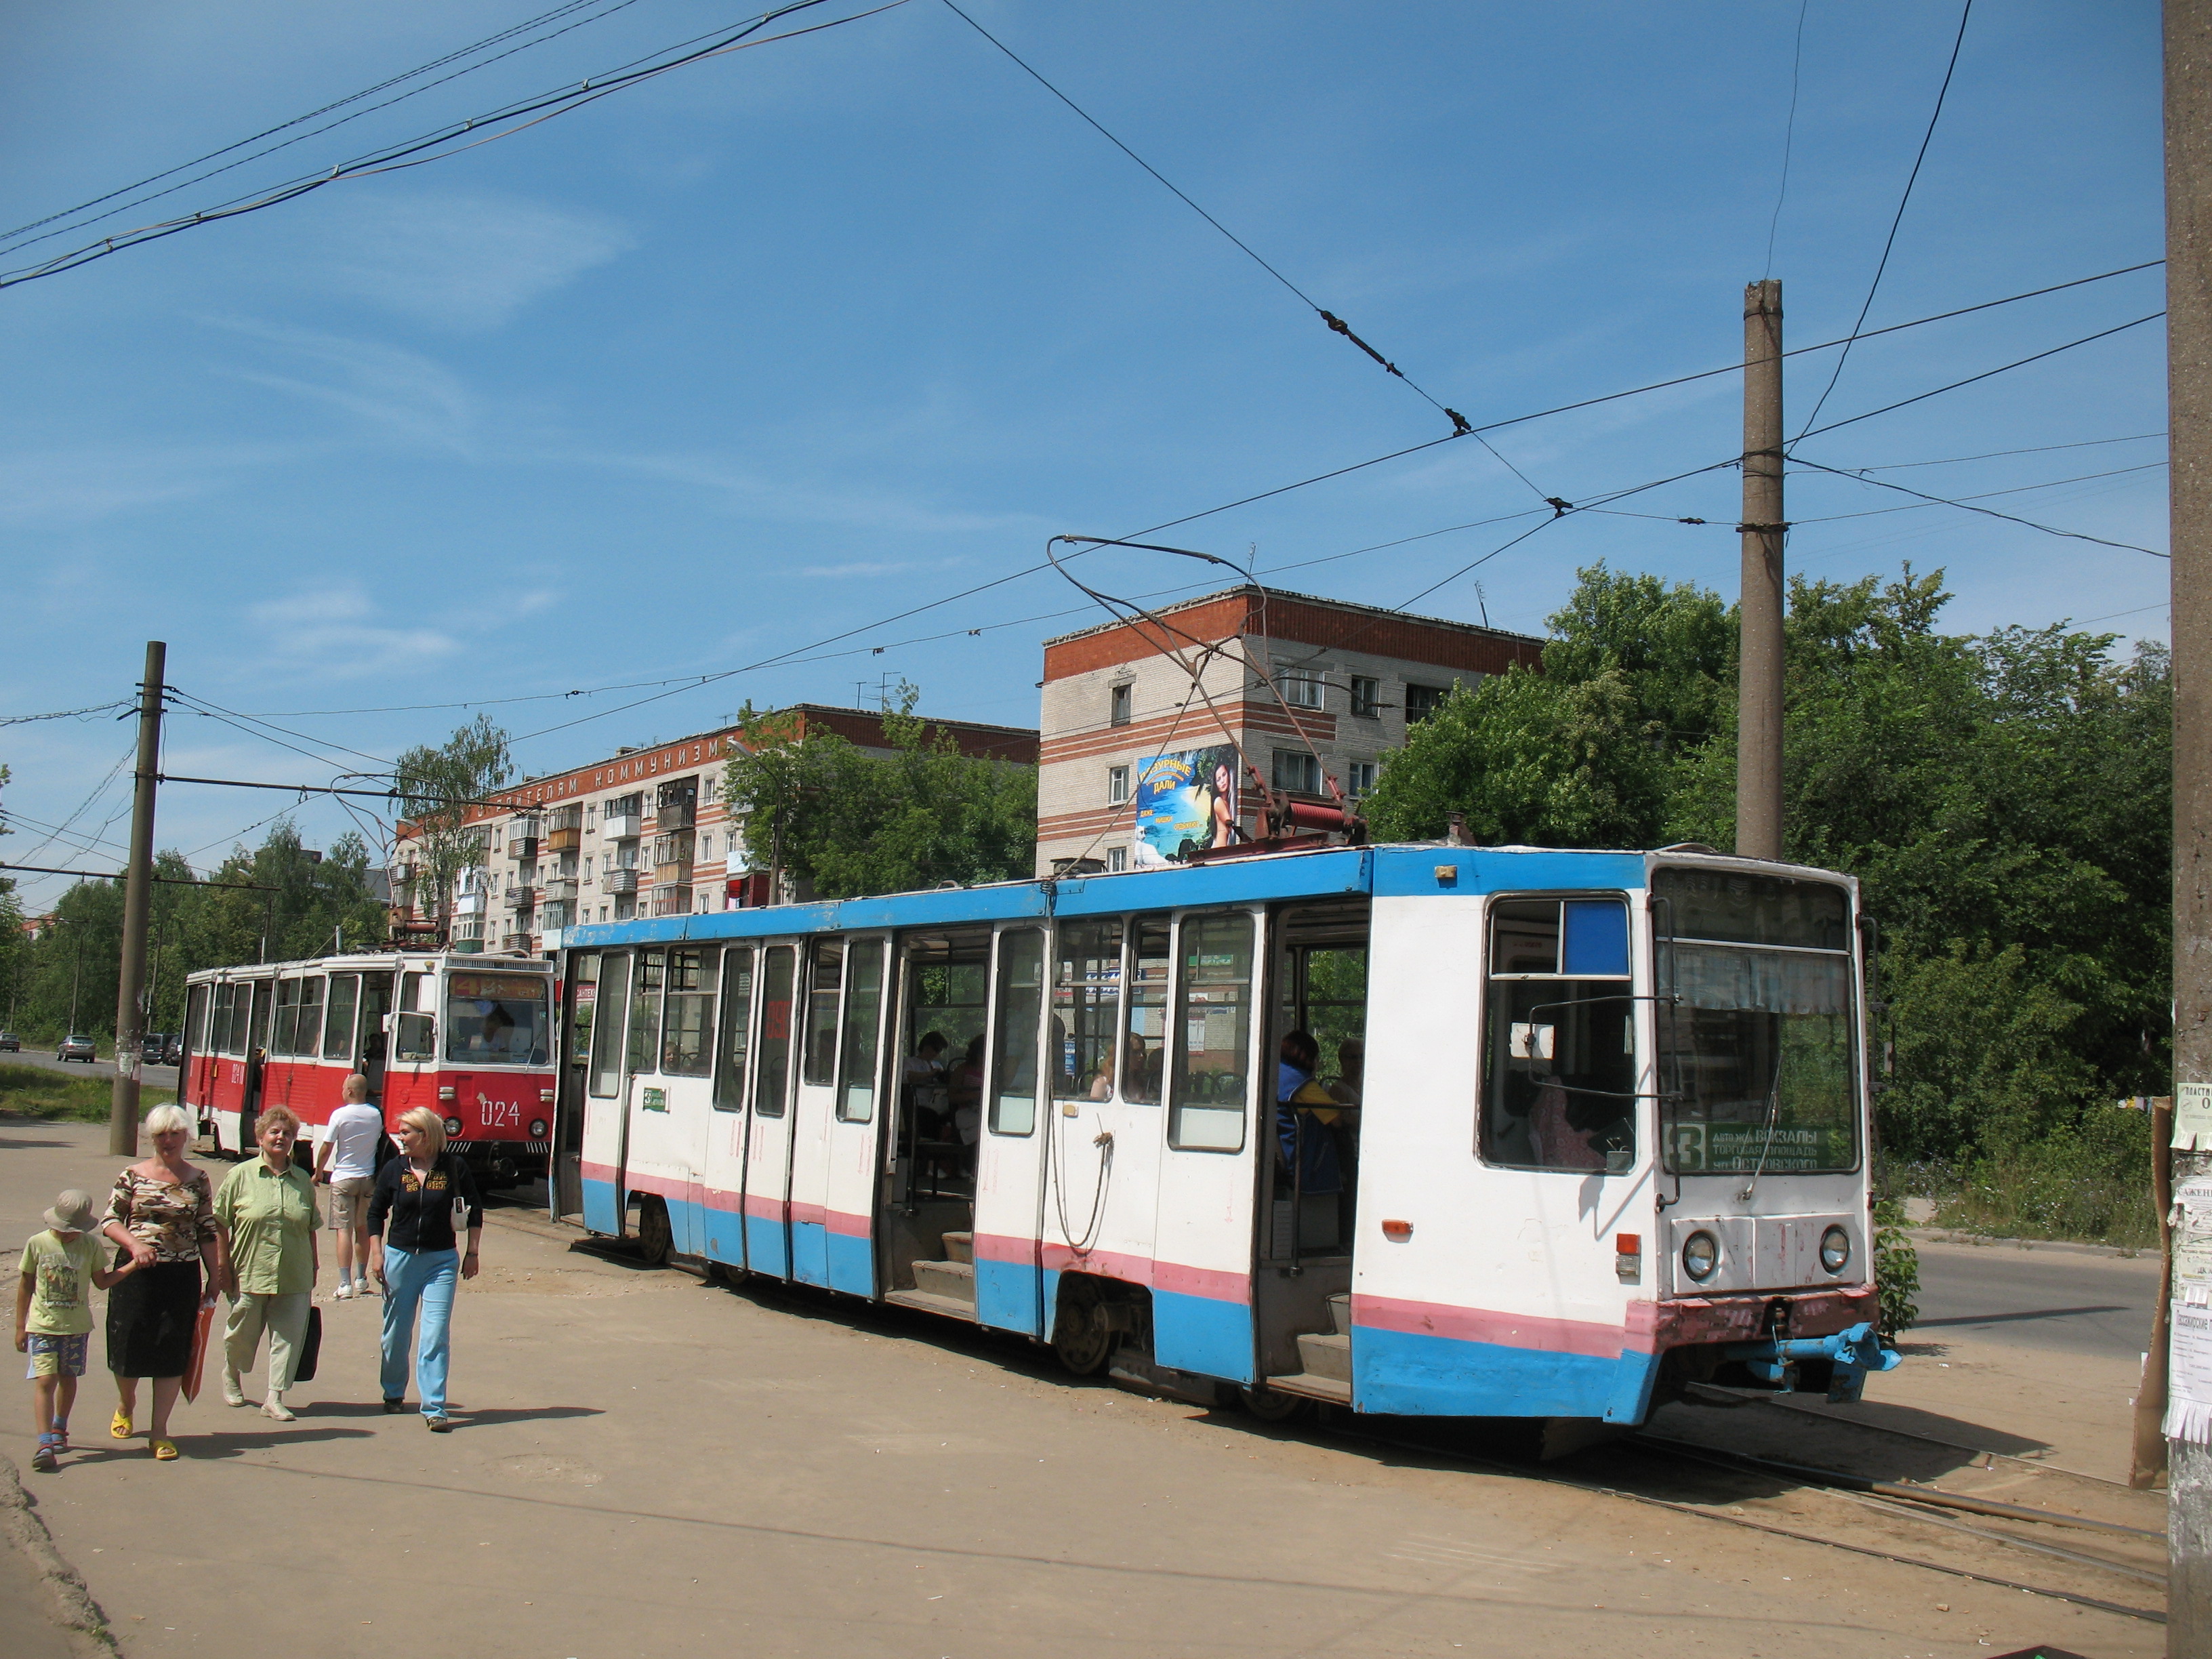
[1719,1322,1899,1404]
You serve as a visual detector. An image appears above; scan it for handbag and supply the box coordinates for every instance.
[180,1300,216,1404]
[293,1305,323,1384]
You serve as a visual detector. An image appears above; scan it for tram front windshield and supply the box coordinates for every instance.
[445,972,550,1065]
[1654,869,1857,1174]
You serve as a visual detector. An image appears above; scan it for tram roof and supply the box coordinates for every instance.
[560,843,1855,950]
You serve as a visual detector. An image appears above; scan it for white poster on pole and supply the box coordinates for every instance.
[2167,1179,2212,1444]
[2177,1082,2212,1151]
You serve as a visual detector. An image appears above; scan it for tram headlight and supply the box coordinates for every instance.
[529,1119,548,1139]
[443,1115,464,1138]
[1681,1231,1719,1283]
[1820,1225,1852,1275]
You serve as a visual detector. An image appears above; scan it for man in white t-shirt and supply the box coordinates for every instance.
[313,1074,388,1300]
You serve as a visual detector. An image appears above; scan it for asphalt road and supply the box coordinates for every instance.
[0,1047,178,1091]
[1907,1235,2163,1363]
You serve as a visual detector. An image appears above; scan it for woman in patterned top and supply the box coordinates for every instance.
[100,1103,224,1460]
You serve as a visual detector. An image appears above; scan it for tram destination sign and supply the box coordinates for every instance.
[1668,1122,1853,1172]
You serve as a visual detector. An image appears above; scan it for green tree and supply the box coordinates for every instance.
[722,689,1036,899]
[395,715,512,944]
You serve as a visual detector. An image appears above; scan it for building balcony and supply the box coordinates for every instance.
[655,802,695,832]
[602,868,638,895]
[602,812,643,842]
[542,877,579,901]
[653,860,695,885]
[506,884,536,910]
[649,886,694,918]
[499,932,535,954]
[540,901,574,930]
[544,826,581,853]
[453,891,486,916]
[508,835,539,861]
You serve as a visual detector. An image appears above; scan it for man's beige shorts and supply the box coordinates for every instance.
[327,1176,373,1232]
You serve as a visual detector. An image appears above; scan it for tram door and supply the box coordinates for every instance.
[697,947,756,1268]
[972,926,1048,1334]
[819,936,890,1295]
[241,977,276,1139]
[1149,907,1265,1385]
[621,948,708,1258]
[579,952,632,1237]
[741,945,799,1278]
[552,956,596,1223]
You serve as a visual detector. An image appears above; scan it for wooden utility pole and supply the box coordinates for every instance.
[1737,279,1786,861]
[107,640,165,1157]
[2167,2,2212,1644]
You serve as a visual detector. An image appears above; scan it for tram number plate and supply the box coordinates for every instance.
[483,1099,521,1130]
[641,1088,667,1112]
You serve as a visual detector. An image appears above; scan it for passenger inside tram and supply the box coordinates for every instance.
[1270,903,1370,1258]
[1482,898,1637,1172]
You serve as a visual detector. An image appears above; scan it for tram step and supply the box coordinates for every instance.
[912,1258,977,1303]
[883,1288,979,1323]
[1327,1293,1351,1336]
[1265,1372,1351,1406]
[1295,1331,1351,1382]
[941,1231,975,1265]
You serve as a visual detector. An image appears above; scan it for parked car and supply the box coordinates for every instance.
[0,1031,19,1052]
[160,1034,183,1065]
[56,1034,96,1063]
[140,1032,169,1063]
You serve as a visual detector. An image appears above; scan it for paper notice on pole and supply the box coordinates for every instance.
[2177,1082,2212,1150]
[2166,1296,2212,1444]
[2178,1178,2212,1288]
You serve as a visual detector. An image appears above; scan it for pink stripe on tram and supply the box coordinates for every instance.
[1351,1294,1632,1360]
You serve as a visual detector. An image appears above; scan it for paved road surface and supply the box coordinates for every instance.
[1,1050,178,1092]
[1908,1236,2161,1364]
[0,1114,2152,1659]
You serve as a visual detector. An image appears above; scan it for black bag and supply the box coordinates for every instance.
[293,1305,323,1383]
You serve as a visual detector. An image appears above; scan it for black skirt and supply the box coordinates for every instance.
[106,1259,201,1378]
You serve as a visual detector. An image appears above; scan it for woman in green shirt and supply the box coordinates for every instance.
[211,1105,319,1421]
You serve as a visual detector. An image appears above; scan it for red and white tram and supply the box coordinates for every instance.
[180,950,556,1187]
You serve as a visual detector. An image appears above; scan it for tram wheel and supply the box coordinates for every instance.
[1051,1277,1115,1376]
[634,1197,672,1267]
[1238,1384,1310,1425]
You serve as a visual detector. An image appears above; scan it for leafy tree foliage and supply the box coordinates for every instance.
[394,715,512,943]
[1367,562,2169,1229]
[722,690,1036,900]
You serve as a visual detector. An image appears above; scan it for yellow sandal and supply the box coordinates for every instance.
[151,1439,178,1461]
[110,1410,132,1440]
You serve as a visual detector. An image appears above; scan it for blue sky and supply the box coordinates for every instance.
[0,0,2169,905]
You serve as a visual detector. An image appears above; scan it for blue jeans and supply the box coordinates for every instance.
[379,1246,457,1418]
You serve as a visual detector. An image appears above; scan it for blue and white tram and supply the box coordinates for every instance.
[552,842,1896,1431]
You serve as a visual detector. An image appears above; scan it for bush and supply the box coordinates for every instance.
[1933,1110,2159,1249]
[1870,1197,1921,1340]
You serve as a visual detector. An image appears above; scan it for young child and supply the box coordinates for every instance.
[16,1189,136,1473]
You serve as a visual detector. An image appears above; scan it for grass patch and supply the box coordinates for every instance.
[1879,1107,2162,1250]
[0,1061,121,1124]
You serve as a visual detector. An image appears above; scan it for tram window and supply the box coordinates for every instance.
[209,985,232,1057]
[713,948,754,1112]
[661,949,714,1076]
[627,949,666,1076]
[588,954,630,1099]
[448,971,550,1065]
[186,985,210,1060]
[755,946,796,1118]
[1052,919,1124,1101]
[989,928,1043,1136]
[569,955,599,1071]
[1122,918,1170,1104]
[836,939,886,1123]
[323,975,360,1063]
[1168,912,1254,1151]
[273,977,321,1057]
[394,1009,436,1065]
[802,938,844,1088]
[248,981,272,1056]
[1482,896,1636,1173]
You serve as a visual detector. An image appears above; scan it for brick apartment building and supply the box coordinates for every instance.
[1034,586,1542,876]
[393,704,1036,953]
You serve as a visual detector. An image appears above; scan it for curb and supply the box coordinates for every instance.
[0,1455,119,1658]
[1906,1227,2156,1262]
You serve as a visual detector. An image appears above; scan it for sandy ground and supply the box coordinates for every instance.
[0,1114,2164,1658]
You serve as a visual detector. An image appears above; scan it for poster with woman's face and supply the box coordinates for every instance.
[1132,745,1240,867]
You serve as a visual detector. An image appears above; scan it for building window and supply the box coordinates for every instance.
[1109,682,1132,727]
[583,856,594,880]
[1275,661,1326,710]
[1107,846,1127,873]
[700,832,714,859]
[599,906,608,922]
[1406,682,1450,723]
[1350,676,1380,718]
[1273,750,1322,795]
[1107,765,1130,806]
[1347,761,1378,798]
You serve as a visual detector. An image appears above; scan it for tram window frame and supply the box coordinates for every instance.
[586,953,630,1099]
[393,966,436,1064]
[323,975,361,1063]
[802,938,844,1088]
[836,938,887,1124]
[987,927,1044,1136]
[208,984,230,1058]
[627,949,667,1077]
[1051,918,1126,1103]
[661,947,714,1077]
[1167,909,1257,1153]
[713,947,755,1113]
[1478,893,1639,1174]
[186,984,211,1063]
[1122,916,1170,1105]
[754,945,797,1119]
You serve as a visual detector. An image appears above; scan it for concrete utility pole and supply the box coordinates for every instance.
[1736,279,1786,861]
[2167,3,2212,1645]
[108,641,165,1158]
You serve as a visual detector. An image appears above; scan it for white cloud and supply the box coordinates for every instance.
[0,441,312,525]
[208,318,480,453]
[249,582,457,676]
[311,189,636,332]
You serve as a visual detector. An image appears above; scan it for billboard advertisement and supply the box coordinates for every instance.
[1133,745,1240,868]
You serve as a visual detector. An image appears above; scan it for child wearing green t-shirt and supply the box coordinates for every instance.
[16,1189,136,1473]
